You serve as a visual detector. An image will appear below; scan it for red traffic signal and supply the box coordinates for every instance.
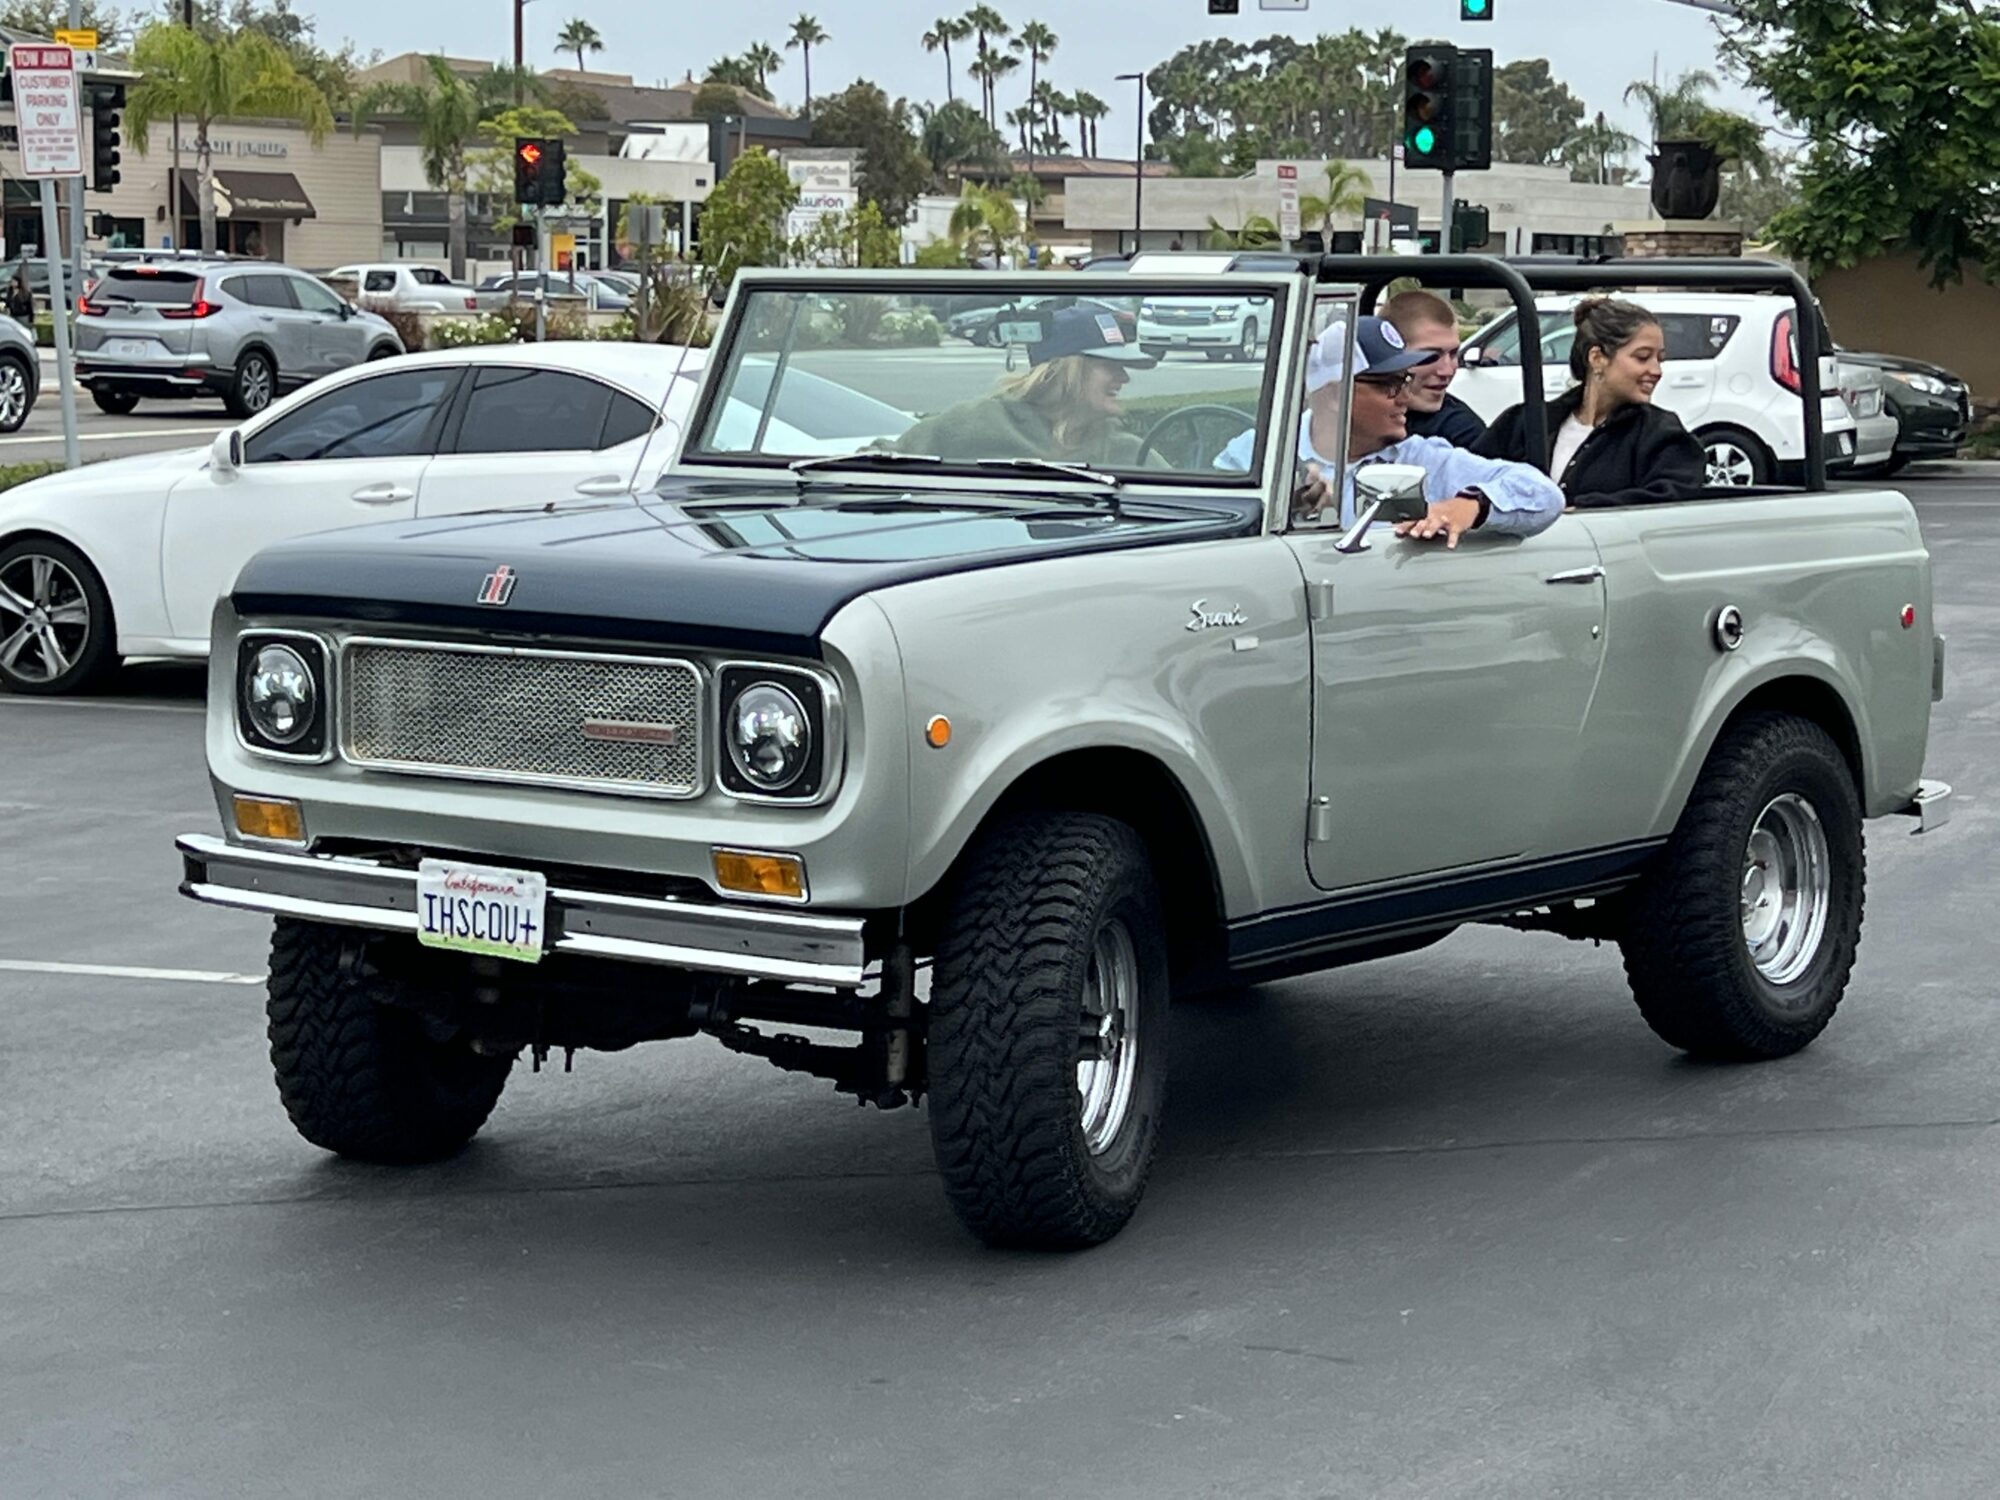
[518,142,542,166]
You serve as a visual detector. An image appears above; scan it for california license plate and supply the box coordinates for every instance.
[415,859,548,963]
[107,338,162,359]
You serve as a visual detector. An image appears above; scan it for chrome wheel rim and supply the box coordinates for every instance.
[1705,440,1756,487]
[1076,916,1141,1156]
[1740,792,1831,988]
[0,553,89,684]
[0,364,27,430]
[241,359,273,410]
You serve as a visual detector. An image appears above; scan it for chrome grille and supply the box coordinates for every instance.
[340,640,703,797]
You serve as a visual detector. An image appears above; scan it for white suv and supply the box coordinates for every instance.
[1456,293,1859,485]
[1137,295,1266,362]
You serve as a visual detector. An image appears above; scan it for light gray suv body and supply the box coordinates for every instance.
[0,312,41,431]
[76,261,404,418]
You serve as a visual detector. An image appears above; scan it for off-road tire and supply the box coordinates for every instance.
[1619,712,1865,1060]
[224,349,276,418]
[266,918,514,1163]
[90,386,140,416]
[926,813,1170,1250]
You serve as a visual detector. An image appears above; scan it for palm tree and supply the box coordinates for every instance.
[1206,213,1280,251]
[786,14,829,116]
[985,51,1020,135]
[555,18,604,74]
[962,5,1010,126]
[1298,161,1371,241]
[355,55,485,279]
[1564,111,1638,186]
[1010,22,1058,174]
[127,23,333,255]
[1072,89,1107,158]
[948,182,1020,265]
[922,17,971,104]
[1004,106,1033,154]
[1623,69,1717,149]
[744,42,783,98]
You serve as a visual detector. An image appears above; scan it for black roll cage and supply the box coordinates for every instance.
[1303,255,1828,492]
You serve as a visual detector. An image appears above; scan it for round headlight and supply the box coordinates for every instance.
[728,682,810,790]
[244,644,316,746]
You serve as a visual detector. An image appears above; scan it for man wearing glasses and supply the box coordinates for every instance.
[1383,289,1489,449]
[1216,315,1563,548]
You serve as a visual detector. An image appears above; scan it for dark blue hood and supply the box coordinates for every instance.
[231,487,1260,658]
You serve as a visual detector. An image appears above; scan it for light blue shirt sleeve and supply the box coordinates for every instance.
[1351,436,1565,537]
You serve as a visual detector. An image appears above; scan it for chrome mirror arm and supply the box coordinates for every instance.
[1333,497,1384,555]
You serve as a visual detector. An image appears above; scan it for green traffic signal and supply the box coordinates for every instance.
[1462,0,1492,17]
[1412,125,1437,155]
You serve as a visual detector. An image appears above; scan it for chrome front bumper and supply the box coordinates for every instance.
[174,833,870,987]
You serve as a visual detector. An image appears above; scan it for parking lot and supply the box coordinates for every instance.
[1,469,1993,1499]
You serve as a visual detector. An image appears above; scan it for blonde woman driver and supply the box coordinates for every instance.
[896,306,1158,467]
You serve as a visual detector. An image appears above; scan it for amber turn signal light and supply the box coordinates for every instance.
[233,794,305,844]
[925,715,952,749]
[712,848,807,901]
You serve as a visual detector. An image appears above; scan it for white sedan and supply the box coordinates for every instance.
[0,343,700,694]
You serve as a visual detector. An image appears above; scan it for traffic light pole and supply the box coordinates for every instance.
[66,0,82,288]
[38,181,78,470]
[535,207,547,343]
[1440,172,1454,255]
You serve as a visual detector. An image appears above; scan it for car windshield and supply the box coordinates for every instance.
[687,283,1282,483]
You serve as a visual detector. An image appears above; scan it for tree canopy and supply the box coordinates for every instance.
[700,147,800,287]
[809,82,931,229]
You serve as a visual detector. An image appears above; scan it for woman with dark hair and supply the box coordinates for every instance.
[1475,297,1705,507]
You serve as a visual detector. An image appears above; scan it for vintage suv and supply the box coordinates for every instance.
[175,256,1951,1250]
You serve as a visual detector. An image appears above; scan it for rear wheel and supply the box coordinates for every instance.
[0,353,31,431]
[0,536,117,695]
[1698,427,1773,488]
[90,386,140,416]
[224,349,276,418]
[1618,713,1864,1060]
[927,813,1170,1250]
[367,343,398,361]
[1232,319,1260,361]
[266,919,514,1163]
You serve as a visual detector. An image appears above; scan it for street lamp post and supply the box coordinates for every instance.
[1116,71,1146,256]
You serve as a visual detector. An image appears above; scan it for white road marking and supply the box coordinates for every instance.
[0,959,261,985]
[0,425,220,448]
[0,697,202,714]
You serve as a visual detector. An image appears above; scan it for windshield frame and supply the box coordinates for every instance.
[675,268,1306,503]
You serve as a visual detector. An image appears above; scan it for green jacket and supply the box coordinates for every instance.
[898,395,1147,467]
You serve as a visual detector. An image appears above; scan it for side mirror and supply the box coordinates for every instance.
[210,428,242,474]
[339,301,355,320]
[1337,463,1428,553]
[1460,345,1485,367]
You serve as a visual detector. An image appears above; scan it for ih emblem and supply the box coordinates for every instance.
[478,565,517,606]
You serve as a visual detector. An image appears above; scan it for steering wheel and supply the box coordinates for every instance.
[1134,403,1257,471]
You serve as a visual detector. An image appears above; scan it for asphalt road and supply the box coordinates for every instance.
[2,471,1994,1499]
[6,353,231,465]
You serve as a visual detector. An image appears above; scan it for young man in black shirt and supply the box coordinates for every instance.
[1383,289,1487,448]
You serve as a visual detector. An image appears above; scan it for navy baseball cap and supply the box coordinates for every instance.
[1028,304,1158,367]
[1306,314,1440,392]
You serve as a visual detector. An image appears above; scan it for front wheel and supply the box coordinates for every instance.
[0,535,117,695]
[0,353,31,431]
[926,813,1170,1250]
[1232,319,1259,361]
[1618,712,1865,1060]
[224,349,276,418]
[266,919,514,1162]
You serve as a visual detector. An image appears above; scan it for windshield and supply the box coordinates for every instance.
[687,284,1283,482]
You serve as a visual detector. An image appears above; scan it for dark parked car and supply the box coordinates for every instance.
[1837,349,1973,473]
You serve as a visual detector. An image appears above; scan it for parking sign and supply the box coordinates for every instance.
[9,45,82,179]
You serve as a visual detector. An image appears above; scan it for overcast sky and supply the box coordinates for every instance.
[328,0,1773,156]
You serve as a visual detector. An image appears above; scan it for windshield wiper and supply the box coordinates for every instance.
[788,451,945,477]
[969,457,1122,492]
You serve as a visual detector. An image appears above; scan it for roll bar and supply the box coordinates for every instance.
[1306,255,1828,490]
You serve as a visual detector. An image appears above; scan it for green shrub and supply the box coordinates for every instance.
[428,313,516,348]
[0,459,62,490]
[878,308,943,346]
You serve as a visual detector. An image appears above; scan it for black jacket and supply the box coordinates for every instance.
[1474,389,1705,508]
[1404,392,1487,448]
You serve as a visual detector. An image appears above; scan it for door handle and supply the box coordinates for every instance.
[573,476,630,498]
[351,483,413,504]
[1545,566,1605,585]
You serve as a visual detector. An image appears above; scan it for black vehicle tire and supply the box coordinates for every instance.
[1697,426,1773,488]
[1203,348,1229,362]
[367,343,399,361]
[1141,344,1169,360]
[266,918,514,1164]
[1618,712,1865,1061]
[1880,453,1912,477]
[90,385,140,416]
[1232,319,1260,361]
[224,348,276,418]
[0,352,32,431]
[927,813,1170,1250]
[0,534,118,695]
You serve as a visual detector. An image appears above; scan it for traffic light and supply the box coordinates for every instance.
[538,138,568,205]
[89,83,124,192]
[1403,46,1456,170]
[1461,0,1493,19]
[1451,48,1494,172]
[514,137,548,205]
[1207,0,1240,12]
[1450,200,1491,253]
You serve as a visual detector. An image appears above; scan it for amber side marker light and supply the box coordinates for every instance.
[925,715,953,749]
[233,795,305,844]
[713,848,808,901]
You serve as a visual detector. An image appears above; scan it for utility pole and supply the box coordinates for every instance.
[66,0,83,286]
[1115,71,1145,255]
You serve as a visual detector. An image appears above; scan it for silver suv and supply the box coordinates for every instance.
[75,262,404,417]
[0,312,40,432]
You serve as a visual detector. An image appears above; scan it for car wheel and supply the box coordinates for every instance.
[367,343,398,361]
[1233,320,1259,361]
[1880,453,1911,477]
[224,349,276,418]
[0,535,118,695]
[90,386,140,416]
[0,354,31,432]
[265,919,515,1163]
[1698,428,1772,487]
[1618,712,1864,1060]
[926,812,1169,1249]
[1142,344,1168,360]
